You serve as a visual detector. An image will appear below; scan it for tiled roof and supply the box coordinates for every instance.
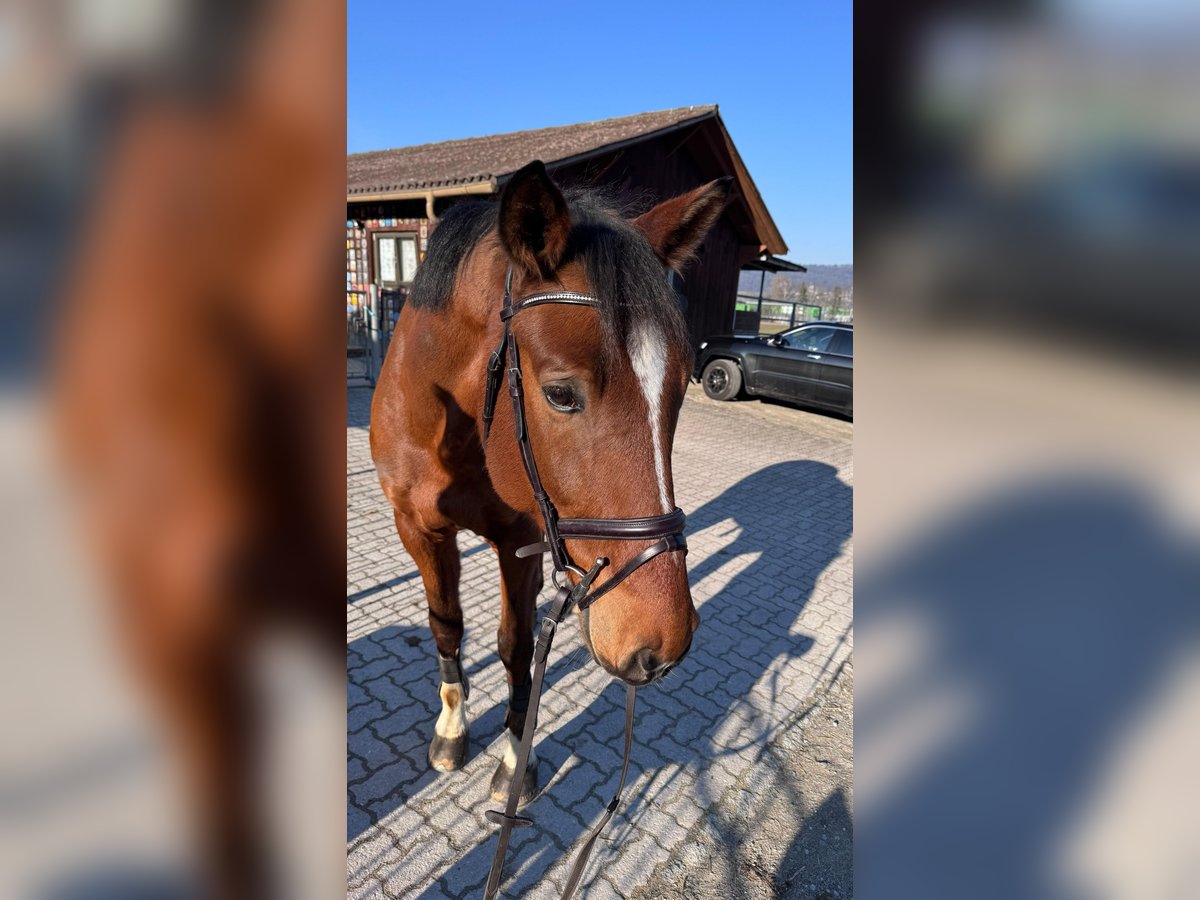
[347,106,718,196]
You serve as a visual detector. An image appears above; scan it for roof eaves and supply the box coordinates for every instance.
[347,173,495,196]
[344,106,720,168]
[709,111,787,255]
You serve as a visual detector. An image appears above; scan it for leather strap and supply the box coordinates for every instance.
[483,587,639,900]
[513,533,686,612]
[576,534,686,611]
[515,507,684,556]
[505,336,574,574]
[483,587,573,899]
[557,507,686,540]
[560,685,636,899]
[480,329,508,443]
[480,267,515,445]
[501,291,601,320]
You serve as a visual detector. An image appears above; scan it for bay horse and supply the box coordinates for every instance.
[49,6,344,898]
[369,161,731,804]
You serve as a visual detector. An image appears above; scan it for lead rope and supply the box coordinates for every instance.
[559,685,636,898]
[483,579,637,900]
[483,588,570,900]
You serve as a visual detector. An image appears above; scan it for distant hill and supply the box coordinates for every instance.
[796,264,853,290]
[739,264,853,293]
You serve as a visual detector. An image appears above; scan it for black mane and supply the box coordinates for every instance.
[407,189,690,358]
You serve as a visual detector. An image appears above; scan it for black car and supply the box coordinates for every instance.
[693,322,853,416]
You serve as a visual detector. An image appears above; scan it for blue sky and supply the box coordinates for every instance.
[348,1,852,264]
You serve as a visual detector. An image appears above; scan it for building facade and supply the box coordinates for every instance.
[347,106,793,348]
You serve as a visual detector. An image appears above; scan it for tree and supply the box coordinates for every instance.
[828,285,853,319]
[767,273,800,301]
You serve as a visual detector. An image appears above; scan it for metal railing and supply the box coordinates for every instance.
[733,293,825,333]
[347,284,386,386]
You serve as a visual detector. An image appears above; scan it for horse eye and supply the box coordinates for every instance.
[543,384,583,413]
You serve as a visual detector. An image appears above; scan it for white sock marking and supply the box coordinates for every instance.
[503,730,537,771]
[626,322,672,513]
[435,682,467,739]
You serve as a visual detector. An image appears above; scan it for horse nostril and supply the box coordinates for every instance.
[634,649,659,675]
[613,649,661,684]
[617,649,679,685]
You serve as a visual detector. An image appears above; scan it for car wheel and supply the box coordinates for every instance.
[701,359,742,401]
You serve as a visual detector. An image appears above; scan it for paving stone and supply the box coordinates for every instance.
[347,383,852,897]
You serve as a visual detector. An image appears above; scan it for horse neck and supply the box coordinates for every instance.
[422,240,508,412]
[452,238,508,331]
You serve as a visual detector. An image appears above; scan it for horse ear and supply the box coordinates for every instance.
[633,177,735,270]
[498,161,571,277]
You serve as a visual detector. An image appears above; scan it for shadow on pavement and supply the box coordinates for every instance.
[35,863,200,900]
[405,460,852,897]
[856,476,1199,899]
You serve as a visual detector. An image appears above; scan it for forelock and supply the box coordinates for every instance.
[406,186,693,370]
[560,189,690,368]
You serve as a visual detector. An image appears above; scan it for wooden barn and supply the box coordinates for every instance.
[346,106,793,349]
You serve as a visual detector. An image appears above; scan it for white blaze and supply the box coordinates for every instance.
[626,322,672,513]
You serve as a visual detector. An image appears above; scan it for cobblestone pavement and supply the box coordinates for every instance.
[347,386,853,899]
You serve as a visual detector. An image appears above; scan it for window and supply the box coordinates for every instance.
[783,326,837,353]
[373,233,418,288]
[829,329,853,357]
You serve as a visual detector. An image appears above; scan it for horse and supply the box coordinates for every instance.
[369,160,731,807]
[49,5,345,897]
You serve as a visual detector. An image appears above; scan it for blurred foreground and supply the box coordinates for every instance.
[5,0,1200,897]
[858,1,1200,897]
[1,2,344,898]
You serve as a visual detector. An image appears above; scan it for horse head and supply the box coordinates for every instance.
[485,161,732,685]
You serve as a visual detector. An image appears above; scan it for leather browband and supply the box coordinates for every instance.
[500,291,601,320]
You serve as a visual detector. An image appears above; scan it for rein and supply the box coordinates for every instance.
[481,266,688,899]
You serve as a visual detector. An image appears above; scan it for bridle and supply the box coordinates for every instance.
[481,266,689,899]
[481,266,687,604]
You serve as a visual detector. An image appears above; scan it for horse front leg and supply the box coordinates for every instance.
[490,531,543,804]
[118,588,267,900]
[392,513,469,772]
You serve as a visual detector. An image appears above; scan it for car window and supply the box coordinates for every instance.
[829,329,853,357]
[783,326,836,353]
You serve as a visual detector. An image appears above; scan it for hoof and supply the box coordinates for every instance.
[490,756,538,806]
[428,730,469,772]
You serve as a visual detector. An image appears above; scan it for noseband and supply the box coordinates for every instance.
[481,266,688,899]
